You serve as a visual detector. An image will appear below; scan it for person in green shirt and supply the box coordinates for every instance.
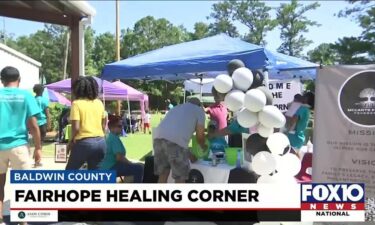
[33,84,50,167]
[0,66,41,225]
[100,115,144,182]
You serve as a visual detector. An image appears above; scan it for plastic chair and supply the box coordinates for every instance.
[295,152,312,183]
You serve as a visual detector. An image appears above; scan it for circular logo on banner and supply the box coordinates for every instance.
[338,70,375,127]
[18,211,26,219]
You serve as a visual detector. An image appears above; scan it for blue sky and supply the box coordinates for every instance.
[2,0,363,54]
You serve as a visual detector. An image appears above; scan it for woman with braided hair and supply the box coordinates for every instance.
[66,76,107,170]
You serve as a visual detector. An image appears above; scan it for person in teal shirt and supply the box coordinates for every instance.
[207,120,228,154]
[33,84,50,167]
[0,66,41,224]
[100,115,144,182]
[287,92,314,158]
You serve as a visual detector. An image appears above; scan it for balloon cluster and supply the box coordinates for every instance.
[213,59,300,184]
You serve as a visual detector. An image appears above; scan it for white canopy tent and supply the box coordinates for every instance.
[183,78,215,102]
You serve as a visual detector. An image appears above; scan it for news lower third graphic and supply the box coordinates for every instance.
[8,170,367,222]
[301,183,365,222]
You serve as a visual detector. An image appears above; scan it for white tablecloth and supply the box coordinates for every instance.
[168,160,236,183]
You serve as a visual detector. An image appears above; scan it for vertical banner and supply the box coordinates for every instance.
[313,65,375,222]
[268,79,302,112]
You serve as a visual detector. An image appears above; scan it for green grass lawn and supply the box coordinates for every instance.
[41,113,164,161]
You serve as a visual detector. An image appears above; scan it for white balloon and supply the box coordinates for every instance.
[276,153,301,176]
[257,124,274,138]
[275,173,298,184]
[213,74,233,93]
[237,108,258,128]
[257,174,277,183]
[257,173,296,184]
[224,90,245,112]
[244,89,266,112]
[232,67,253,91]
[258,105,286,128]
[252,151,277,176]
[266,132,290,155]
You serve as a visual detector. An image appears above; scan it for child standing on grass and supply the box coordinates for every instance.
[143,110,151,134]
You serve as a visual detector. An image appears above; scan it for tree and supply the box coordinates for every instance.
[337,1,375,61]
[208,1,239,37]
[13,24,67,83]
[84,26,97,75]
[190,22,210,40]
[119,16,190,109]
[93,32,116,72]
[307,43,337,65]
[0,31,17,49]
[359,7,375,58]
[276,0,320,57]
[170,86,184,105]
[337,0,375,18]
[233,0,277,45]
[120,16,190,58]
[331,37,372,64]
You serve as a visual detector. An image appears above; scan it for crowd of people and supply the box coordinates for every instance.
[0,65,314,223]
[154,86,314,183]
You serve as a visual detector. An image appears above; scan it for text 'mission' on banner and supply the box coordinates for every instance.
[313,65,375,221]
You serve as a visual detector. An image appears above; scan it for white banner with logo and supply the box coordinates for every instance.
[268,79,303,112]
[313,65,375,223]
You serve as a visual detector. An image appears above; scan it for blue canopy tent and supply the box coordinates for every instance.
[101,34,267,80]
[264,50,318,80]
[101,34,318,81]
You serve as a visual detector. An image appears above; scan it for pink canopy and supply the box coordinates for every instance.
[105,81,149,118]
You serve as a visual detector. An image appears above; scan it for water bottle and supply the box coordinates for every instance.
[236,149,242,168]
[307,139,313,153]
[211,153,217,166]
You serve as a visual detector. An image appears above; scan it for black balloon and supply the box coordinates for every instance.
[227,59,245,76]
[186,169,204,183]
[249,69,264,89]
[256,86,273,105]
[245,133,270,156]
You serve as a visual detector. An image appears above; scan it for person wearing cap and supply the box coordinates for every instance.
[33,84,51,167]
[0,66,41,225]
[154,97,207,183]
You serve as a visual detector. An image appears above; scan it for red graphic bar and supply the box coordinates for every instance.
[10,207,300,211]
[301,203,365,210]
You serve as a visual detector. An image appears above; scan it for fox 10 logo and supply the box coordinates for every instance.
[300,183,365,222]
